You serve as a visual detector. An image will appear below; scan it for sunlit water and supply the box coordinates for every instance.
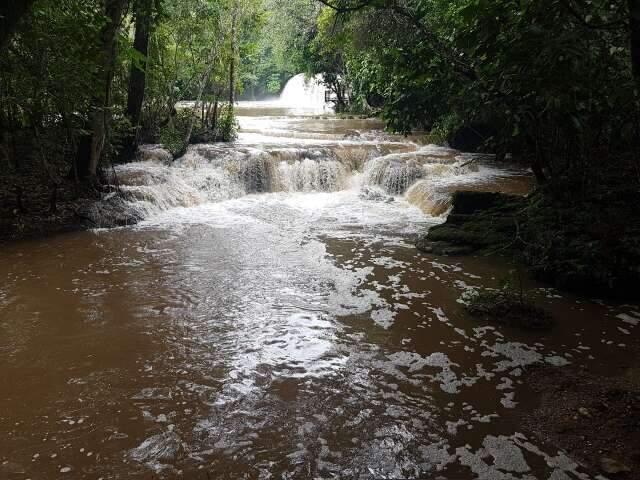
[1,98,638,479]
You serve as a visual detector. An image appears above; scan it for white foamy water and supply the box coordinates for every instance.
[108,137,527,226]
[279,73,331,113]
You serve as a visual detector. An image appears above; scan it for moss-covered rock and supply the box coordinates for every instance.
[416,191,525,253]
[465,289,554,330]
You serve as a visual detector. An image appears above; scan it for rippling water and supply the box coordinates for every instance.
[0,102,638,479]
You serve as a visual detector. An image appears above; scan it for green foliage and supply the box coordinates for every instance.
[0,0,262,181]
[307,0,639,186]
[423,114,458,144]
[158,110,192,156]
[240,0,320,98]
[424,188,640,300]
[216,104,238,141]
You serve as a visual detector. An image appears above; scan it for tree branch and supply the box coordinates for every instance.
[315,0,374,13]
[314,0,477,80]
[559,0,627,30]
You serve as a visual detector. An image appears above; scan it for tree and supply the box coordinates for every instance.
[631,0,640,83]
[0,0,36,51]
[125,0,155,159]
[308,0,638,189]
[87,0,129,179]
[229,0,239,110]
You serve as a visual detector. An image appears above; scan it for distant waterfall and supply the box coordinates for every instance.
[279,73,329,111]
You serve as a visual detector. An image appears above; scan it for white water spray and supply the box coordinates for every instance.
[279,73,329,111]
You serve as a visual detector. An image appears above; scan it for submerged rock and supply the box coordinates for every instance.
[415,191,523,256]
[359,186,394,203]
[130,427,186,464]
[600,457,631,474]
[77,193,143,228]
[465,289,554,330]
[415,238,476,256]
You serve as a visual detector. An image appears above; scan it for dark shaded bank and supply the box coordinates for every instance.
[416,190,640,301]
[0,175,140,243]
[0,176,93,242]
[518,353,640,480]
[0,143,173,242]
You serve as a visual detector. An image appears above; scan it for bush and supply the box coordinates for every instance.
[158,110,193,156]
[217,105,238,142]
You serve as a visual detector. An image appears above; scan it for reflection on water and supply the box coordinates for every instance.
[0,101,638,479]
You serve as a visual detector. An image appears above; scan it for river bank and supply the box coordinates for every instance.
[518,345,640,479]
[0,173,94,243]
[413,188,640,477]
[417,189,640,301]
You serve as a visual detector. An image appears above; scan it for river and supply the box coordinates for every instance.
[1,79,638,479]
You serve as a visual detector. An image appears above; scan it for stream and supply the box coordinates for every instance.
[1,77,639,479]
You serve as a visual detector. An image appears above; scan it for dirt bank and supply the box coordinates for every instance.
[518,349,640,479]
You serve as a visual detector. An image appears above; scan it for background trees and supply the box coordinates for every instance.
[0,0,262,181]
[288,0,639,191]
[1,0,638,192]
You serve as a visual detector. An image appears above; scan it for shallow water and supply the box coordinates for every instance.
[0,102,638,479]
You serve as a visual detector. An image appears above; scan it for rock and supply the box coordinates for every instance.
[130,428,185,463]
[450,191,517,215]
[578,407,591,418]
[600,457,631,474]
[77,195,142,228]
[137,144,173,164]
[465,289,554,330]
[415,237,477,256]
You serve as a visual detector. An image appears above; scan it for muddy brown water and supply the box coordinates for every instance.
[1,101,638,479]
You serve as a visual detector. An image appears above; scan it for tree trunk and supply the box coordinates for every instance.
[205,101,211,127]
[124,0,153,159]
[211,93,219,134]
[228,4,238,111]
[630,0,640,84]
[181,43,222,153]
[0,0,35,52]
[73,134,92,180]
[87,0,128,179]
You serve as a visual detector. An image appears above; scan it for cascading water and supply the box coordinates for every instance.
[279,73,330,111]
[84,100,530,229]
[89,143,523,229]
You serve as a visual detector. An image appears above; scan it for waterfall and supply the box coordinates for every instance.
[364,157,425,194]
[279,73,329,111]
[277,159,349,192]
[85,141,515,228]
